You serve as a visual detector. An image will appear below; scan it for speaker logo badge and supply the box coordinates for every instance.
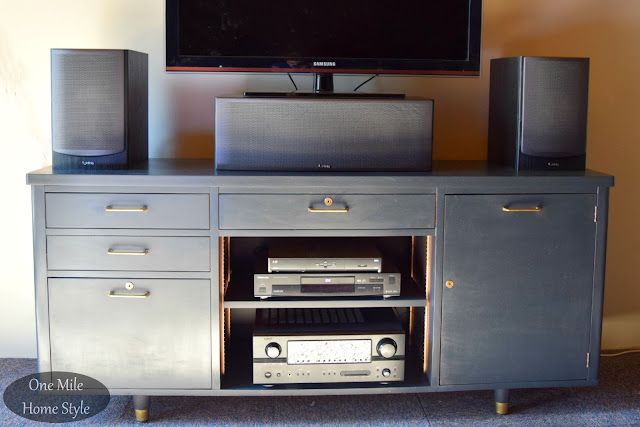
[81,161,95,166]
[317,164,332,169]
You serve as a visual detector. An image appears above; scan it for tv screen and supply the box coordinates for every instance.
[166,0,482,76]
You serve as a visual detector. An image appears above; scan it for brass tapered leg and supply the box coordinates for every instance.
[133,395,150,423]
[494,389,510,415]
[495,401,509,415]
[135,409,149,422]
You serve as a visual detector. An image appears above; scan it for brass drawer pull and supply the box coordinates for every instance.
[108,291,150,298]
[502,206,542,212]
[105,206,148,212]
[308,196,349,212]
[308,207,350,213]
[107,249,150,256]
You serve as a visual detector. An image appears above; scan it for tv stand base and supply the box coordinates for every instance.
[242,91,405,99]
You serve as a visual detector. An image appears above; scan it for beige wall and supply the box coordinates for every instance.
[1,0,638,356]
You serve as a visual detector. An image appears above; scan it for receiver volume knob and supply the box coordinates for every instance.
[377,338,397,359]
[265,343,282,358]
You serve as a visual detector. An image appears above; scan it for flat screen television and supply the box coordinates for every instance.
[166,0,482,95]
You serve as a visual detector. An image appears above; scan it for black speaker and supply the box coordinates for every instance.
[51,49,148,171]
[488,56,589,171]
[214,96,433,172]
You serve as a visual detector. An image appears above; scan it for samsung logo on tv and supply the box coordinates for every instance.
[313,61,336,67]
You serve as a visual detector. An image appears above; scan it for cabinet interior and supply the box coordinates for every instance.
[219,236,433,389]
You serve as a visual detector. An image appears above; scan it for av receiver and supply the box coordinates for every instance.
[254,272,400,298]
[253,308,405,385]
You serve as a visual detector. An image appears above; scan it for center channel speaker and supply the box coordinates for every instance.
[51,49,148,171]
[488,56,589,171]
[214,96,433,172]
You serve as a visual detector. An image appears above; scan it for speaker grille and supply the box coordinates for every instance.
[521,57,589,157]
[215,97,433,171]
[52,50,126,156]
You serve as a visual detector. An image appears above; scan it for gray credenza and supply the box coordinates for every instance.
[26,160,614,422]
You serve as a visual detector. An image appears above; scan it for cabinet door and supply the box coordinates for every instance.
[440,194,596,385]
[48,278,212,389]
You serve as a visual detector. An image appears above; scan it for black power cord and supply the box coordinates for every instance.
[353,74,379,93]
[287,73,299,92]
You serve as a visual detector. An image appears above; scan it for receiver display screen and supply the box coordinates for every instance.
[288,340,372,364]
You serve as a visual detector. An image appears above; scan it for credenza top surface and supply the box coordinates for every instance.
[26,159,614,189]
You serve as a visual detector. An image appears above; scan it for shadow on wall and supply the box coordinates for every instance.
[162,72,313,159]
[175,132,215,159]
[168,80,222,159]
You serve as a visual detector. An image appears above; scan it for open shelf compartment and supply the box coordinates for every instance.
[219,235,433,390]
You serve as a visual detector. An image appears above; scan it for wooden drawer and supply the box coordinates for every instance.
[219,194,435,229]
[47,236,210,271]
[48,278,212,389]
[45,193,210,229]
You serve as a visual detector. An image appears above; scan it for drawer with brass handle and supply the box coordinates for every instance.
[107,280,150,298]
[45,193,210,229]
[46,235,210,271]
[219,194,435,229]
[48,278,212,389]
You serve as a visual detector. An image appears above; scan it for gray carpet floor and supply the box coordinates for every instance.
[1,354,639,426]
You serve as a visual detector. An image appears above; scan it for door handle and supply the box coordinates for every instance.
[105,206,148,212]
[107,249,150,256]
[502,206,542,212]
[108,291,150,298]
[308,207,349,213]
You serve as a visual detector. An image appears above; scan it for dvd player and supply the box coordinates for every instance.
[254,272,400,298]
[268,256,382,273]
[266,240,383,273]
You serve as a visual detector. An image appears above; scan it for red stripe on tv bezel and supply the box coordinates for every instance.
[166,66,479,76]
